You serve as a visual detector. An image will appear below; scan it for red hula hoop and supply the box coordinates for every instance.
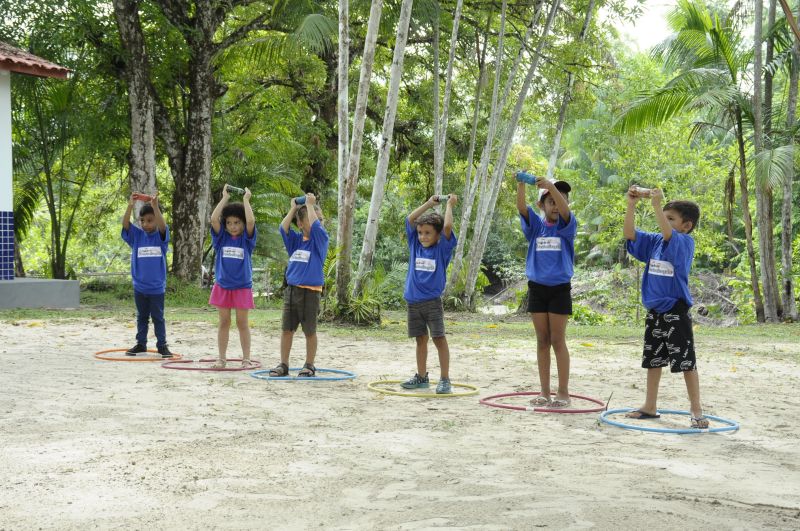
[479,391,606,414]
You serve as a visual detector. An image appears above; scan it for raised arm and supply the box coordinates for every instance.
[408,196,436,225]
[540,180,571,222]
[209,185,230,234]
[443,194,457,238]
[650,188,672,241]
[122,194,135,231]
[281,197,299,233]
[517,181,529,220]
[150,192,167,237]
[243,187,255,237]
[623,186,639,241]
[305,193,319,226]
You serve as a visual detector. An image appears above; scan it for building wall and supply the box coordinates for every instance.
[0,70,14,279]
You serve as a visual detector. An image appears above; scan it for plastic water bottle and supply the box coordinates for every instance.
[631,185,653,198]
[294,195,307,205]
[226,185,245,194]
[435,194,450,203]
[515,171,540,185]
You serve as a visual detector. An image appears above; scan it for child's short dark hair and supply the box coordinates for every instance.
[139,204,154,217]
[664,200,700,233]
[295,204,323,225]
[222,202,246,224]
[416,212,444,233]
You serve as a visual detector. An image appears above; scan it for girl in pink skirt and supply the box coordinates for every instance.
[208,184,257,368]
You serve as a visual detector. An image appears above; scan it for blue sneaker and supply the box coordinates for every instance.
[401,372,429,389]
[435,377,452,394]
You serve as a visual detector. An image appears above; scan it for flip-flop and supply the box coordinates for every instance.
[530,395,551,406]
[625,409,661,419]
[691,416,709,429]
[550,398,572,408]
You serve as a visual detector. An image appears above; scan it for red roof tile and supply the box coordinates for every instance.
[0,41,70,79]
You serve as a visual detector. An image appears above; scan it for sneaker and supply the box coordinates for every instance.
[125,343,147,356]
[401,372,430,389]
[435,377,452,394]
[157,345,173,358]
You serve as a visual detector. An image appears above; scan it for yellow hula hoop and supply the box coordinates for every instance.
[367,379,479,398]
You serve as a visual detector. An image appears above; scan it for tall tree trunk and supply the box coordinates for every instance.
[336,0,349,234]
[446,26,488,295]
[353,0,414,296]
[112,0,156,219]
[464,0,561,307]
[546,0,595,179]
[735,108,765,322]
[753,0,780,322]
[432,19,441,195]
[336,0,383,307]
[782,2,800,321]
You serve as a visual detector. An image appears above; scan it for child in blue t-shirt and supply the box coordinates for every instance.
[121,192,172,358]
[401,194,458,394]
[208,185,257,368]
[517,177,577,408]
[623,185,708,428]
[268,193,329,378]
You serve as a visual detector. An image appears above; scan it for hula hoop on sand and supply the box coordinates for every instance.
[94,348,183,362]
[599,408,740,434]
[367,380,479,398]
[161,358,262,372]
[479,391,605,413]
[250,368,357,382]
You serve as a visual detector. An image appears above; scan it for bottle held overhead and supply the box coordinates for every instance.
[294,196,307,205]
[631,185,653,198]
[434,194,450,203]
[226,185,245,194]
[515,171,541,185]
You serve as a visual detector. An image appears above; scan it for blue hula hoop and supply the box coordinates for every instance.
[250,367,357,382]
[600,408,739,434]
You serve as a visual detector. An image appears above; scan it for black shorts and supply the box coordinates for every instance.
[642,300,696,373]
[282,285,322,335]
[527,281,572,315]
[407,298,445,338]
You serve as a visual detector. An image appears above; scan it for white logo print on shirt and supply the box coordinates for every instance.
[137,247,162,258]
[222,247,245,260]
[290,250,311,263]
[536,237,562,252]
[648,259,674,277]
[415,258,436,272]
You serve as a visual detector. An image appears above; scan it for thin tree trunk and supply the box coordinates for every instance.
[546,0,595,179]
[782,3,799,321]
[336,0,383,307]
[353,0,414,297]
[112,0,156,218]
[736,108,765,322]
[336,0,349,234]
[446,27,489,295]
[464,0,561,307]
[432,20,441,195]
[753,0,780,322]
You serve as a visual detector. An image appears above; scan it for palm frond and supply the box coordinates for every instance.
[294,13,336,56]
[752,144,794,189]
[614,88,693,134]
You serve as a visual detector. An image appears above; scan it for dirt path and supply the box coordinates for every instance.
[1,318,798,529]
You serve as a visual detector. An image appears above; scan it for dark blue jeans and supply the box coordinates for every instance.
[134,291,167,348]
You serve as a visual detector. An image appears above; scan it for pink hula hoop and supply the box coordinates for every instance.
[161,358,262,372]
[479,391,606,414]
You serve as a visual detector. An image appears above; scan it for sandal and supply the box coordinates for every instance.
[268,362,289,377]
[691,416,709,429]
[211,358,226,369]
[530,395,551,406]
[550,397,572,408]
[241,358,254,368]
[297,363,316,378]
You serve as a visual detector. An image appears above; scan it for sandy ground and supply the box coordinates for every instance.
[1,316,799,530]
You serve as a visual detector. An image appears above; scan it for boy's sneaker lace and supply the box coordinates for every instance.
[435,377,452,394]
[157,345,173,358]
[401,372,429,389]
[126,343,147,356]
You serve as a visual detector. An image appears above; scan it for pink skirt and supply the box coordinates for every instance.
[209,284,255,309]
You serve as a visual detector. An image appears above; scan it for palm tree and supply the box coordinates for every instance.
[615,0,777,322]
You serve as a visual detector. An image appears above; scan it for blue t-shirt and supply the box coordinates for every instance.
[211,226,257,290]
[280,220,329,287]
[626,229,694,313]
[520,206,577,286]
[121,223,169,295]
[403,219,458,304]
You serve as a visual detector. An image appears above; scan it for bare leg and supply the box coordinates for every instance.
[628,367,663,417]
[304,333,317,366]
[531,313,551,397]
[235,309,250,363]
[280,330,294,366]
[683,370,703,418]
[432,336,450,379]
[548,312,571,402]
[415,335,428,376]
[215,308,231,368]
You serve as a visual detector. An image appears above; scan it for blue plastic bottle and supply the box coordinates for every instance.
[294,196,307,205]
[515,171,540,185]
